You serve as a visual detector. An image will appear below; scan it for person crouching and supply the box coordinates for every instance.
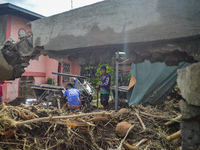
[63,83,82,109]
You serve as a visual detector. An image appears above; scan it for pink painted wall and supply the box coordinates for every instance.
[25,55,46,72]
[6,15,32,101]
[10,15,31,41]
[44,56,59,82]
[60,58,81,86]
[7,55,59,101]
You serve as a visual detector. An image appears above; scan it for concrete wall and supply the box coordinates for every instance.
[30,0,200,54]
[27,0,200,67]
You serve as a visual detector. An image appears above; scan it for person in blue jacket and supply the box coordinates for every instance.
[63,83,82,109]
[96,66,111,109]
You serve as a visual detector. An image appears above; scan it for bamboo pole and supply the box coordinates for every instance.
[14,111,111,126]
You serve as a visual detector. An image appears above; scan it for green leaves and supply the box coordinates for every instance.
[84,64,114,88]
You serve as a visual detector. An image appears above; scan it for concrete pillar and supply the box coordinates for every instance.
[177,62,200,150]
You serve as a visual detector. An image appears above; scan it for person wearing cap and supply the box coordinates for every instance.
[96,66,111,109]
[63,83,82,109]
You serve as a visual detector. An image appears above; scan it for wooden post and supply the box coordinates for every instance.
[97,88,99,108]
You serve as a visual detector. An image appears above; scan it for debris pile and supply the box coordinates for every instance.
[0,97,181,150]
[19,84,34,97]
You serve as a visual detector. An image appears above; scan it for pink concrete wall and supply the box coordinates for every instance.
[25,55,46,72]
[6,79,19,102]
[71,59,81,75]
[10,15,31,41]
[61,58,81,86]
[7,55,59,100]
[44,56,59,83]
[6,15,32,101]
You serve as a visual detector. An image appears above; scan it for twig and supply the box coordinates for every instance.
[135,113,146,130]
[48,144,58,150]
[70,128,84,139]
[166,130,181,141]
[89,127,103,150]
[44,123,55,136]
[123,143,138,150]
[117,124,135,150]
[164,115,181,125]
[62,102,68,109]
[0,142,23,145]
[57,99,61,110]
[23,138,26,150]
[135,138,148,147]
[144,144,149,150]
[140,112,168,119]
[104,119,112,126]
[14,111,111,126]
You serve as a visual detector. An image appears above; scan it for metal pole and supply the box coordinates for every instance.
[115,52,119,111]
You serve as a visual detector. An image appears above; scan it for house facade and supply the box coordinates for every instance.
[0,3,81,102]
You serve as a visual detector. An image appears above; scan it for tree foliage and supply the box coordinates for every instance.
[85,64,114,87]
[45,77,55,85]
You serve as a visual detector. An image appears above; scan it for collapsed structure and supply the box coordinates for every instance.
[0,0,200,149]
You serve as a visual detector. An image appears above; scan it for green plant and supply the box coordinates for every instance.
[84,64,114,88]
[126,73,131,85]
[45,77,55,85]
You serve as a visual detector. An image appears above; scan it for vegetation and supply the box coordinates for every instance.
[126,73,131,85]
[45,77,55,85]
[85,64,114,88]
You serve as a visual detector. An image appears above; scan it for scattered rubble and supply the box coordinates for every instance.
[0,96,181,150]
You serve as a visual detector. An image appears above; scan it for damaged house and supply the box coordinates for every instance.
[0,3,81,102]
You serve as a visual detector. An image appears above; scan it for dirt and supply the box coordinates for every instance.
[8,97,27,106]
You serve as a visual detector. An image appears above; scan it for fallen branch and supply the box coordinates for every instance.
[118,124,135,150]
[164,115,181,125]
[166,130,181,141]
[14,111,111,126]
[135,113,146,130]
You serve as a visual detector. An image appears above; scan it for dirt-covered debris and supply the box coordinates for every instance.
[0,96,181,150]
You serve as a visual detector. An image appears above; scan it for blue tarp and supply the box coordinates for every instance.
[127,60,189,106]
